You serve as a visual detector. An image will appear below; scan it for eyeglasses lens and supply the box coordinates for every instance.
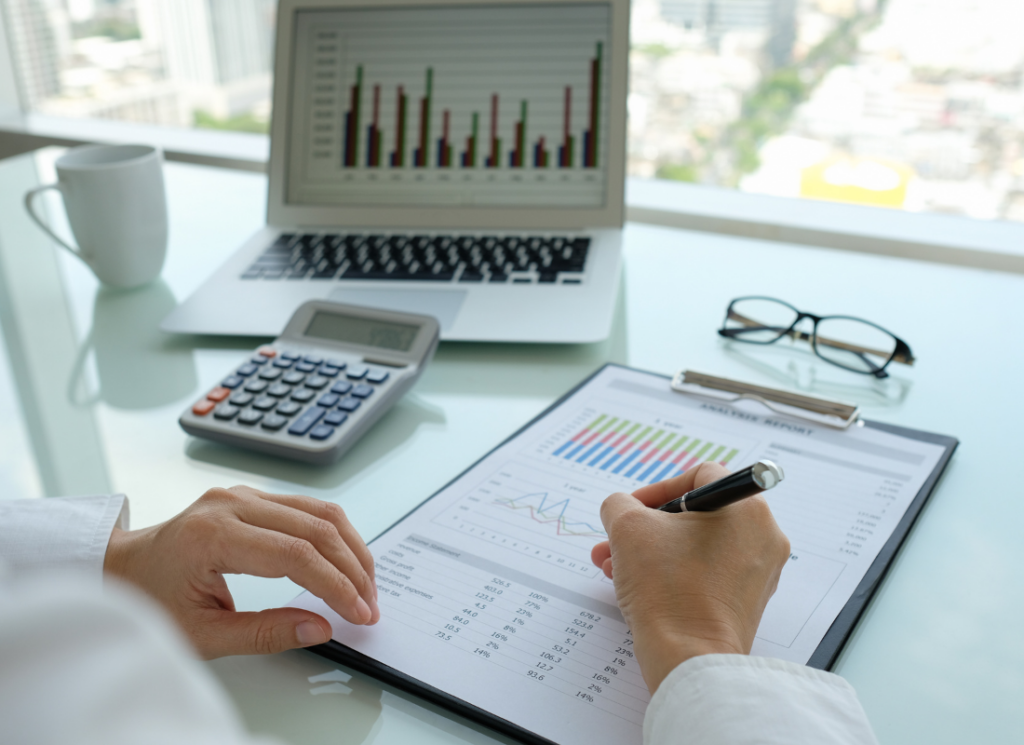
[724,298,799,343]
[813,318,897,375]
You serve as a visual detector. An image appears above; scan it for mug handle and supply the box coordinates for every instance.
[66,327,101,407]
[23,184,89,261]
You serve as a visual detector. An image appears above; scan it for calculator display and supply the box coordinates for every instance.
[304,312,419,351]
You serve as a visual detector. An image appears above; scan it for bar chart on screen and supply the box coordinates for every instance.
[530,404,759,488]
[289,4,612,206]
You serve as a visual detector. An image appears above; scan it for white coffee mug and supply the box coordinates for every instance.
[24,144,168,288]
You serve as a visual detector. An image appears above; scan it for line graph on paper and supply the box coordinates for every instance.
[495,492,606,538]
[432,462,608,577]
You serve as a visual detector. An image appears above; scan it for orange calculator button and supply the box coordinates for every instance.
[206,387,231,402]
[192,399,216,416]
[257,346,277,358]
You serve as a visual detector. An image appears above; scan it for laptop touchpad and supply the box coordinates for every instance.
[329,288,466,332]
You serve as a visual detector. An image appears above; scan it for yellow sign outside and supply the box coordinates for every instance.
[800,156,914,208]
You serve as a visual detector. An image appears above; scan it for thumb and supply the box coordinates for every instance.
[193,607,333,659]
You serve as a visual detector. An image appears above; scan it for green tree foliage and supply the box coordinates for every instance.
[194,110,270,135]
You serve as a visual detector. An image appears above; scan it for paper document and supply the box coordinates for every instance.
[290,366,947,745]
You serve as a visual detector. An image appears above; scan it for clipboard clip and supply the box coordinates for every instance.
[671,370,862,430]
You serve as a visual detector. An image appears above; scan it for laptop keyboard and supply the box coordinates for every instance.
[240,233,589,284]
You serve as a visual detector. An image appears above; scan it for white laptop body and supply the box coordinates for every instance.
[162,0,630,343]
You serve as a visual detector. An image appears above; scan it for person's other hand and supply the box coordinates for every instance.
[591,462,790,693]
[104,485,378,659]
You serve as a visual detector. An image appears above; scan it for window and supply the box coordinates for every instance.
[629,0,1024,222]
[1,0,275,132]
[3,0,1022,223]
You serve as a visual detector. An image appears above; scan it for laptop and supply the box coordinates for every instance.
[161,0,629,343]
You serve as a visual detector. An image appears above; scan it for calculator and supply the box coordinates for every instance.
[179,301,440,464]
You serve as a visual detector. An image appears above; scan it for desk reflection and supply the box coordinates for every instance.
[720,341,913,411]
[208,652,383,745]
[68,280,197,410]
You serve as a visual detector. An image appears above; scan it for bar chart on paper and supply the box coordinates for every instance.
[290,4,612,206]
[532,405,758,488]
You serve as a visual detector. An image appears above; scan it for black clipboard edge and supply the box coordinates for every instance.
[304,362,958,740]
[807,420,958,670]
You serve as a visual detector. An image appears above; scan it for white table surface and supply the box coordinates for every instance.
[0,148,1021,744]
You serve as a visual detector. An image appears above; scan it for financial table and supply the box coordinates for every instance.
[0,147,1022,744]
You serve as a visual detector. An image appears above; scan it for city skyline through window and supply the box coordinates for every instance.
[2,0,1022,223]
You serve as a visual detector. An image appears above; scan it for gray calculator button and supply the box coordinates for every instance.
[288,406,325,436]
[345,365,368,380]
[252,396,277,411]
[330,381,353,395]
[272,358,294,369]
[250,355,268,365]
[309,424,335,441]
[366,369,390,384]
[258,367,282,381]
[277,400,302,416]
[291,388,315,403]
[229,392,254,406]
[325,359,346,369]
[244,379,269,393]
[318,366,340,378]
[351,384,374,399]
[213,404,240,420]
[267,383,292,397]
[282,371,306,385]
[261,414,287,431]
[324,410,348,426]
[238,410,263,425]
[338,397,361,412]
[303,354,324,365]
[304,375,328,389]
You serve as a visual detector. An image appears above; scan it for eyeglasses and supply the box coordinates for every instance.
[718,297,915,379]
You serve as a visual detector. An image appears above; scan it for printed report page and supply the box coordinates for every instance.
[290,365,946,745]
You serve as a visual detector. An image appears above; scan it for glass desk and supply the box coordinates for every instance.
[0,148,1021,744]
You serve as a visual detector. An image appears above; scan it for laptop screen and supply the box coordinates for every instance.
[285,3,612,210]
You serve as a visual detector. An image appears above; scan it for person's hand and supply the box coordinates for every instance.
[591,462,790,694]
[104,485,379,659]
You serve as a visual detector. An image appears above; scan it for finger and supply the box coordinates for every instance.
[191,607,333,659]
[591,540,611,568]
[252,492,376,589]
[631,461,731,507]
[601,557,613,579]
[213,522,374,626]
[232,495,379,623]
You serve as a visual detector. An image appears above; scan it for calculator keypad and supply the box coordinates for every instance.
[188,346,396,447]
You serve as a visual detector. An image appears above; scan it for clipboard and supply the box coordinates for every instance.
[301,363,959,744]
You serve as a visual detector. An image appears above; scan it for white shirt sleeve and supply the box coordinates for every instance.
[644,654,879,745]
[0,566,279,745]
[0,495,129,582]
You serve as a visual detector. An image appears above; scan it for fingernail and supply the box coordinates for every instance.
[355,596,372,623]
[296,620,328,647]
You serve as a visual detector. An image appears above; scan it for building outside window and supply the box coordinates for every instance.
[2,0,1022,222]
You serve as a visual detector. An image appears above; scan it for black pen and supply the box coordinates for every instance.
[658,460,785,513]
